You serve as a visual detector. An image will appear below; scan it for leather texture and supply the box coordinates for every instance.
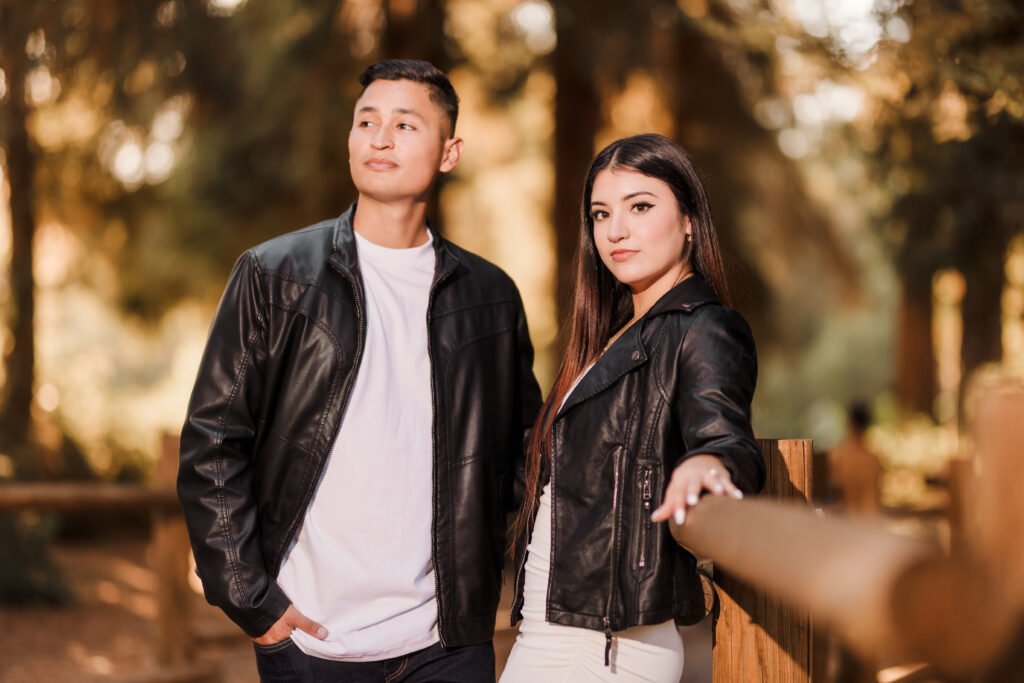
[178,204,542,643]
[510,275,764,632]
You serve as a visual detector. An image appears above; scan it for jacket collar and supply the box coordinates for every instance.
[646,274,720,317]
[555,275,720,418]
[328,202,460,283]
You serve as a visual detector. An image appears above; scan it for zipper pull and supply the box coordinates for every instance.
[604,616,612,667]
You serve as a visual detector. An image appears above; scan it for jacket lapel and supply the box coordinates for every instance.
[556,323,649,418]
[554,275,721,419]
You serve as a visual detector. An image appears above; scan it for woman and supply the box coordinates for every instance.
[500,134,765,682]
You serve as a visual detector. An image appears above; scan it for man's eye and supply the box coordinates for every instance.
[359,120,376,127]
[398,123,415,130]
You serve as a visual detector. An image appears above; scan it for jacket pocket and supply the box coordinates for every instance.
[635,462,660,571]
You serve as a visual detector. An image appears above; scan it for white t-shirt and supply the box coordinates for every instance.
[276,229,438,661]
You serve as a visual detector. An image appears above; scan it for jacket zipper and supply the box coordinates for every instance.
[543,423,559,623]
[603,446,624,667]
[426,257,456,646]
[638,468,652,569]
[280,261,367,564]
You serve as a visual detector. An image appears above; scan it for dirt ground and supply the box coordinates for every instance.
[0,536,712,682]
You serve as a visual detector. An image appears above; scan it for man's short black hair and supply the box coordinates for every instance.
[358,59,459,136]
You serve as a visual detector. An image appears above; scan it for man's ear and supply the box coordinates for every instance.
[439,136,464,173]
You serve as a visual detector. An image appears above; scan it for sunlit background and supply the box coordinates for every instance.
[0,0,1022,678]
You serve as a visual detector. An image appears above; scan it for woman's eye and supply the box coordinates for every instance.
[398,123,415,130]
[591,210,609,221]
[632,202,653,213]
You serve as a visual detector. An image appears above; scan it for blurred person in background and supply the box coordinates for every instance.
[501,134,765,682]
[827,403,882,517]
[178,59,541,683]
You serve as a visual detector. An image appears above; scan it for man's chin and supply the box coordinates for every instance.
[354,185,432,205]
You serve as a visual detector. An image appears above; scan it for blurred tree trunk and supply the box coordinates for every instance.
[381,0,448,67]
[381,0,450,226]
[895,282,935,416]
[0,4,37,468]
[961,243,1007,381]
[552,2,601,329]
[664,14,767,319]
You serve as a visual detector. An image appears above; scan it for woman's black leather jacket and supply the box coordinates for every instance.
[510,275,764,642]
[178,204,542,642]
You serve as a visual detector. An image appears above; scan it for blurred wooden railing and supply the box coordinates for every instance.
[676,390,1024,682]
[0,434,203,682]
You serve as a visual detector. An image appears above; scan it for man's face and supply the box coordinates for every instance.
[348,79,461,204]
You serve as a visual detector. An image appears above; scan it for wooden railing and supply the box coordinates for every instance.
[0,434,202,682]
[676,386,1024,681]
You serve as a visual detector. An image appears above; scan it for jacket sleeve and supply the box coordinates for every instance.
[177,251,291,637]
[510,289,544,515]
[673,305,765,495]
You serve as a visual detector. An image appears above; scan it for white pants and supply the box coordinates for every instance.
[500,484,684,682]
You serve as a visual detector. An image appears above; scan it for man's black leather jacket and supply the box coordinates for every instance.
[510,276,764,639]
[178,204,542,643]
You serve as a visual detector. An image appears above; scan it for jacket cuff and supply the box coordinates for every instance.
[236,581,292,638]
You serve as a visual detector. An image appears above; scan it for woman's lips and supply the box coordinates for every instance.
[611,249,638,262]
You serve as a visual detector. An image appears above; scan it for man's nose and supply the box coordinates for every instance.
[371,126,393,149]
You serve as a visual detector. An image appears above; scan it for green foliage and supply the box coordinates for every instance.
[0,512,72,606]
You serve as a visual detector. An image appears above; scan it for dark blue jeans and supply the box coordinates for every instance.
[253,638,496,683]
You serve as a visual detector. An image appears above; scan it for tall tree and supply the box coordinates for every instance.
[0,2,39,458]
[868,0,1024,405]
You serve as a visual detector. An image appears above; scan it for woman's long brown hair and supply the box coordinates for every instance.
[511,133,732,547]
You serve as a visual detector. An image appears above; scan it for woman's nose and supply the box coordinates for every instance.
[606,215,628,241]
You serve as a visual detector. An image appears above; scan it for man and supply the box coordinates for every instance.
[178,59,542,682]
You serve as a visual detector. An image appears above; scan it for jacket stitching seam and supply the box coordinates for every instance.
[262,301,345,448]
[213,325,261,611]
[259,268,359,309]
[431,297,517,319]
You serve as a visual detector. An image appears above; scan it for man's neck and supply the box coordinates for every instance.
[352,197,431,248]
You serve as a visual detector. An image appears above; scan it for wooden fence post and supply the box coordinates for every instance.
[153,433,193,667]
[712,438,813,683]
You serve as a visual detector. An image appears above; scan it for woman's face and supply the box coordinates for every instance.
[590,168,691,294]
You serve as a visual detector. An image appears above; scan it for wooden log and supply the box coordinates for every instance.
[709,439,813,683]
[671,489,1015,676]
[969,384,1024,607]
[0,482,179,511]
[964,382,1024,681]
[153,433,193,666]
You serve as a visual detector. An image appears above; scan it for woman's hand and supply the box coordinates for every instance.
[650,454,743,526]
[252,604,328,645]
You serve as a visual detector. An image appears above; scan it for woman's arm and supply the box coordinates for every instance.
[651,305,764,525]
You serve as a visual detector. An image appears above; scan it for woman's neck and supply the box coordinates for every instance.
[628,263,693,325]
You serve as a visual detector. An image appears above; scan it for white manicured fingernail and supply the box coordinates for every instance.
[316,627,328,639]
[686,493,698,506]
[674,508,685,525]
[733,490,744,499]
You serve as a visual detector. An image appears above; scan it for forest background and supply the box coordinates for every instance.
[0,0,1022,598]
